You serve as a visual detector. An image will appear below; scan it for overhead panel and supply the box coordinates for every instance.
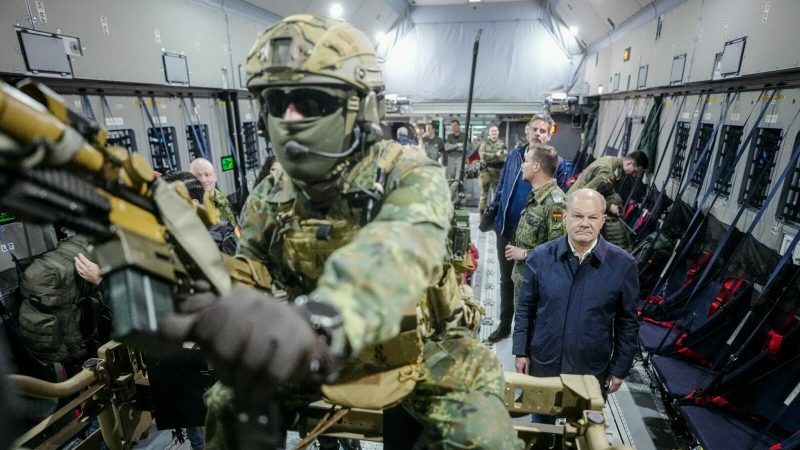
[348,0,399,38]
[243,0,315,17]
[552,0,609,45]
[585,0,641,30]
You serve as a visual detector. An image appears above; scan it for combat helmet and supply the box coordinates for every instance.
[245,15,385,192]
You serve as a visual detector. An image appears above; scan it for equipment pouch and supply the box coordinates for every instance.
[321,330,421,409]
[479,202,498,232]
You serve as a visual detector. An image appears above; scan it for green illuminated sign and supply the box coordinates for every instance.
[221,155,235,172]
[0,211,16,225]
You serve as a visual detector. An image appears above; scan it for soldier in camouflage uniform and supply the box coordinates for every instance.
[503,144,567,300]
[444,120,466,181]
[567,151,649,251]
[189,157,238,226]
[163,15,522,450]
[422,122,445,164]
[478,125,507,213]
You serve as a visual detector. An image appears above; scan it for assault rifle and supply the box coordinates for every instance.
[0,79,272,353]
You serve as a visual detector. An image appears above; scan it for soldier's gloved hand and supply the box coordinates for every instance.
[159,287,330,399]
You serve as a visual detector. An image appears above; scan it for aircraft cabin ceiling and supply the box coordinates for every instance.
[548,0,655,46]
[239,0,666,51]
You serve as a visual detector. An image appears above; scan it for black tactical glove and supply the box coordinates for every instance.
[159,287,333,400]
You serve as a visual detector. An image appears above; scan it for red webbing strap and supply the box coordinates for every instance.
[708,277,745,317]
[642,317,682,330]
[645,295,664,305]
[770,443,782,450]
[694,395,748,416]
[624,203,637,219]
[683,388,701,400]
[765,329,785,357]
[674,333,712,366]
[633,209,651,232]
[683,250,713,287]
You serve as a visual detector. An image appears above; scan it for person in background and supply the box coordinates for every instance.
[567,151,650,251]
[422,122,446,164]
[162,171,238,256]
[503,144,566,301]
[513,189,639,411]
[396,126,416,146]
[189,158,238,226]
[444,119,466,181]
[486,114,554,344]
[477,124,507,213]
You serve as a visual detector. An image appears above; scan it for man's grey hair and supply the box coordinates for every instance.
[397,126,409,136]
[566,188,606,213]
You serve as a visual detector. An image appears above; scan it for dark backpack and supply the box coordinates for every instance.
[17,235,90,363]
[208,221,238,256]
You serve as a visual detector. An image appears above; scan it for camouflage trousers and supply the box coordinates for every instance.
[478,169,501,213]
[510,261,526,304]
[203,328,523,449]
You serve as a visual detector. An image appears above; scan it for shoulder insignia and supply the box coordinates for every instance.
[552,211,563,221]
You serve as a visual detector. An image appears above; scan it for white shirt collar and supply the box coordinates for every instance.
[568,237,598,263]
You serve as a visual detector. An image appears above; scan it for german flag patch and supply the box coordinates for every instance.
[552,211,563,220]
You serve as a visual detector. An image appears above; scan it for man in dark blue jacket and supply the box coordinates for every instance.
[512,188,639,395]
[487,115,554,343]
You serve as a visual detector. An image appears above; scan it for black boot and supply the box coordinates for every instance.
[486,323,511,343]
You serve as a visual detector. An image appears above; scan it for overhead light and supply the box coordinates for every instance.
[375,31,387,43]
[329,3,343,18]
[569,26,579,36]
[469,0,482,3]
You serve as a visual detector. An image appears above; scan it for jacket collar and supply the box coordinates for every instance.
[530,178,558,204]
[556,234,609,264]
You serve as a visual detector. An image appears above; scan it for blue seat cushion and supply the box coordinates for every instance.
[639,321,681,352]
[651,355,717,398]
[679,405,782,450]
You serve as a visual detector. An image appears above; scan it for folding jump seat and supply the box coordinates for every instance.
[651,309,799,399]
[639,276,752,352]
[678,346,800,450]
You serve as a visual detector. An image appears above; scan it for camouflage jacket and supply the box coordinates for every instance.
[422,135,445,162]
[237,140,453,355]
[514,179,567,251]
[567,156,624,197]
[445,133,465,154]
[212,188,238,226]
[478,139,507,168]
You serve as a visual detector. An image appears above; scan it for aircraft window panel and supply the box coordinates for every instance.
[637,65,648,89]
[106,129,137,154]
[671,121,691,179]
[670,54,686,85]
[689,123,716,186]
[163,52,190,84]
[777,131,800,225]
[739,127,782,210]
[185,124,210,160]
[17,29,73,75]
[720,37,746,77]
[147,126,180,174]
[713,125,744,197]
[243,121,261,171]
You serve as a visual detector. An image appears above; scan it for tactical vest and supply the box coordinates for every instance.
[273,141,479,409]
[18,235,90,363]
